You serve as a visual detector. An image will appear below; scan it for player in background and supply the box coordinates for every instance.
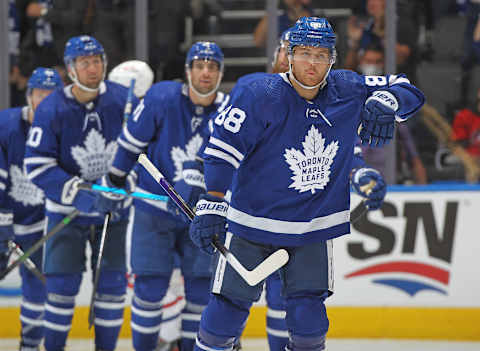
[24,35,139,351]
[105,41,228,351]
[188,16,424,351]
[231,28,387,351]
[0,67,62,351]
[107,60,185,351]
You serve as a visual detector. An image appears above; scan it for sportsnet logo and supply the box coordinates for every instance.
[345,201,457,296]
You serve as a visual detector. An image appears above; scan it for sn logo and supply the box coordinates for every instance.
[349,201,458,263]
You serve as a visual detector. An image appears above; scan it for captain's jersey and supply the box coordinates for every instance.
[0,107,45,236]
[24,81,139,225]
[203,70,425,246]
[111,81,229,219]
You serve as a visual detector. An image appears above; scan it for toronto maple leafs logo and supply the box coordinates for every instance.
[8,165,44,206]
[284,125,339,194]
[71,129,117,181]
[171,134,204,182]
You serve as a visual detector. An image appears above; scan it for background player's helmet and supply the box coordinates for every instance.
[288,17,337,64]
[185,41,224,72]
[27,68,63,92]
[272,28,293,67]
[63,35,107,92]
[185,41,224,98]
[108,60,154,99]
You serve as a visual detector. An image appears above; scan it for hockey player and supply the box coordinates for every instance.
[106,41,228,351]
[260,28,386,351]
[107,60,185,351]
[0,67,63,351]
[24,35,139,351]
[188,17,424,351]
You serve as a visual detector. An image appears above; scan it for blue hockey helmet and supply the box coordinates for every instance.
[186,41,224,71]
[288,17,336,62]
[280,28,292,43]
[64,35,106,65]
[27,67,63,91]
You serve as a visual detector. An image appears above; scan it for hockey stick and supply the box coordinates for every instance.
[350,180,377,224]
[137,153,289,286]
[7,241,45,284]
[0,210,80,280]
[77,183,168,203]
[88,212,111,329]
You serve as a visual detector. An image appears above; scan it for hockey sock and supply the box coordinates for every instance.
[43,274,81,351]
[266,274,288,351]
[181,278,209,351]
[131,275,169,351]
[19,299,45,351]
[94,270,127,351]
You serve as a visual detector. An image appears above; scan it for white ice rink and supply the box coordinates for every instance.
[1,338,480,350]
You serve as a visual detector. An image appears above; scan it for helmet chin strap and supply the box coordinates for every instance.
[68,62,106,93]
[287,55,332,90]
[186,69,223,99]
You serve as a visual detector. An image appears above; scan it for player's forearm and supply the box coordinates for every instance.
[387,82,425,121]
[204,159,235,196]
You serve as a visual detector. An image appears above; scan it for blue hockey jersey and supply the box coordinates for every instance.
[24,81,139,225]
[203,70,425,246]
[111,81,229,218]
[0,107,45,235]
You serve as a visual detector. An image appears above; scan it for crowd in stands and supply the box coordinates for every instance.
[6,0,480,184]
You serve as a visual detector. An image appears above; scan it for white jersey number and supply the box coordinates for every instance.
[26,127,43,148]
[214,105,246,134]
[365,75,388,87]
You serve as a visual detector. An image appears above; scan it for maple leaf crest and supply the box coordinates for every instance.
[71,129,118,181]
[170,134,204,182]
[8,165,44,206]
[284,125,339,194]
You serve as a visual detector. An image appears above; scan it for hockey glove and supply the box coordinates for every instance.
[95,172,136,213]
[351,167,386,210]
[359,90,397,147]
[189,194,228,255]
[168,160,206,222]
[0,209,14,273]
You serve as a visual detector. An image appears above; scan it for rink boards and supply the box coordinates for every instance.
[1,184,479,339]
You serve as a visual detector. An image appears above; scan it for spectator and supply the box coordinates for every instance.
[15,0,61,79]
[451,87,480,162]
[344,0,419,81]
[253,0,312,48]
[8,0,24,106]
[460,0,480,105]
[92,0,135,72]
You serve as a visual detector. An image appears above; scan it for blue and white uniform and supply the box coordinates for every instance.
[111,80,228,351]
[0,107,46,351]
[194,50,424,351]
[24,79,138,351]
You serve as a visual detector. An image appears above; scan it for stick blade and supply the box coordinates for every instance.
[245,249,289,286]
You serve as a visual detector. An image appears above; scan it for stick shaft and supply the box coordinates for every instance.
[88,213,110,329]
[0,210,80,280]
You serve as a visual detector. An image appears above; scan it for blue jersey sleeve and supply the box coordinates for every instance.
[24,99,76,205]
[111,87,163,177]
[351,139,368,170]
[0,144,8,208]
[362,74,425,121]
[203,82,270,193]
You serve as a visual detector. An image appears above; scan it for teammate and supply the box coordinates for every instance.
[24,35,138,351]
[107,60,185,351]
[188,17,424,351]
[0,68,62,351]
[106,41,228,351]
